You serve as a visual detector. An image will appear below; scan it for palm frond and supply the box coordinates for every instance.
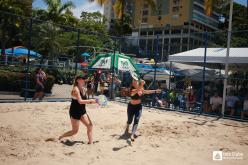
[113,0,122,18]
[58,1,75,14]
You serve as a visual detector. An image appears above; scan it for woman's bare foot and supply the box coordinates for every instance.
[130,134,135,142]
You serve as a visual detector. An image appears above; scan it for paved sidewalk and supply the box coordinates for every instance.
[0,84,72,101]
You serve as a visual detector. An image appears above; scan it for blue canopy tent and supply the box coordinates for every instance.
[81,52,91,62]
[81,52,90,57]
[5,46,41,58]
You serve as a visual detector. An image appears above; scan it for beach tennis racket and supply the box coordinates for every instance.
[96,95,108,107]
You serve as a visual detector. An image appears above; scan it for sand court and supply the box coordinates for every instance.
[0,102,247,165]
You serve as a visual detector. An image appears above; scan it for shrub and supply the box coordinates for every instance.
[0,69,55,93]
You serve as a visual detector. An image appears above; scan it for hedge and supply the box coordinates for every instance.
[0,70,55,93]
[0,65,75,85]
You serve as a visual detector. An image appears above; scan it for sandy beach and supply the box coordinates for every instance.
[0,101,247,165]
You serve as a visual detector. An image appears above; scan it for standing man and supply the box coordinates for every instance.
[93,70,101,94]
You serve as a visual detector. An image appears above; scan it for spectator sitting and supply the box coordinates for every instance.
[210,92,222,114]
[225,91,239,116]
[241,95,248,119]
[156,85,169,108]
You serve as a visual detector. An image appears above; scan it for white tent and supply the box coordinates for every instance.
[169,48,248,64]
[159,62,223,82]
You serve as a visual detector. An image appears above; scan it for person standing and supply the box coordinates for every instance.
[59,75,97,144]
[33,68,46,101]
[210,92,222,114]
[241,95,248,119]
[108,73,121,99]
[225,91,239,116]
[125,72,161,141]
[86,76,94,99]
[93,70,101,94]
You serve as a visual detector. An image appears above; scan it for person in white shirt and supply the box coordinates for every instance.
[241,95,248,119]
[210,92,222,114]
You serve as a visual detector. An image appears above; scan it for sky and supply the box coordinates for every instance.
[33,0,247,18]
[32,0,104,18]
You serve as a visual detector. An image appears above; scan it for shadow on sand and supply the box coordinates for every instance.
[111,132,133,151]
[61,140,85,146]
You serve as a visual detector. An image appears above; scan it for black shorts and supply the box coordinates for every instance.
[69,99,86,120]
[35,84,44,92]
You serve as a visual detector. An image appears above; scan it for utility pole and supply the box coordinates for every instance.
[221,0,234,116]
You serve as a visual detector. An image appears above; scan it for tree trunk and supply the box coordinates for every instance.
[120,0,125,36]
[119,0,125,53]
[1,20,7,65]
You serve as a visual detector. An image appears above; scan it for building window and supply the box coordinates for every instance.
[183,38,188,43]
[142,17,148,23]
[142,10,148,16]
[154,30,162,35]
[164,38,169,44]
[171,29,181,34]
[143,3,149,9]
[140,31,147,36]
[173,6,179,13]
[171,38,181,45]
[183,29,188,33]
[164,30,170,34]
[173,0,180,5]
[148,31,153,35]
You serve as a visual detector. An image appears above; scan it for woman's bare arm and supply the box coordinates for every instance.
[74,88,96,104]
[130,88,143,96]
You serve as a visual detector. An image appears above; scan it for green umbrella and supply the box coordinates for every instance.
[88,52,138,72]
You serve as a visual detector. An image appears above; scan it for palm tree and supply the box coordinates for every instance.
[204,0,229,16]
[43,0,75,24]
[0,0,28,59]
[34,23,61,64]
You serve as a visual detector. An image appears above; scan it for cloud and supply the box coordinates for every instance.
[72,1,103,18]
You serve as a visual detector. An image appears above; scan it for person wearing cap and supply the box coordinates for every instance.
[125,72,161,141]
[59,75,97,144]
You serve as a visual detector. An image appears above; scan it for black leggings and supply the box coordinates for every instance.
[127,103,142,134]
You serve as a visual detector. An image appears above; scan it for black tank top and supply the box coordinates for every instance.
[130,87,142,100]
[72,88,87,100]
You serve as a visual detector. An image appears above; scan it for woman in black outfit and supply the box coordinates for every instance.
[59,75,97,144]
[125,73,161,141]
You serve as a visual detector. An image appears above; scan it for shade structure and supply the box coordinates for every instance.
[81,52,90,57]
[136,63,181,80]
[169,48,248,64]
[160,62,223,81]
[5,46,41,58]
[88,52,138,72]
